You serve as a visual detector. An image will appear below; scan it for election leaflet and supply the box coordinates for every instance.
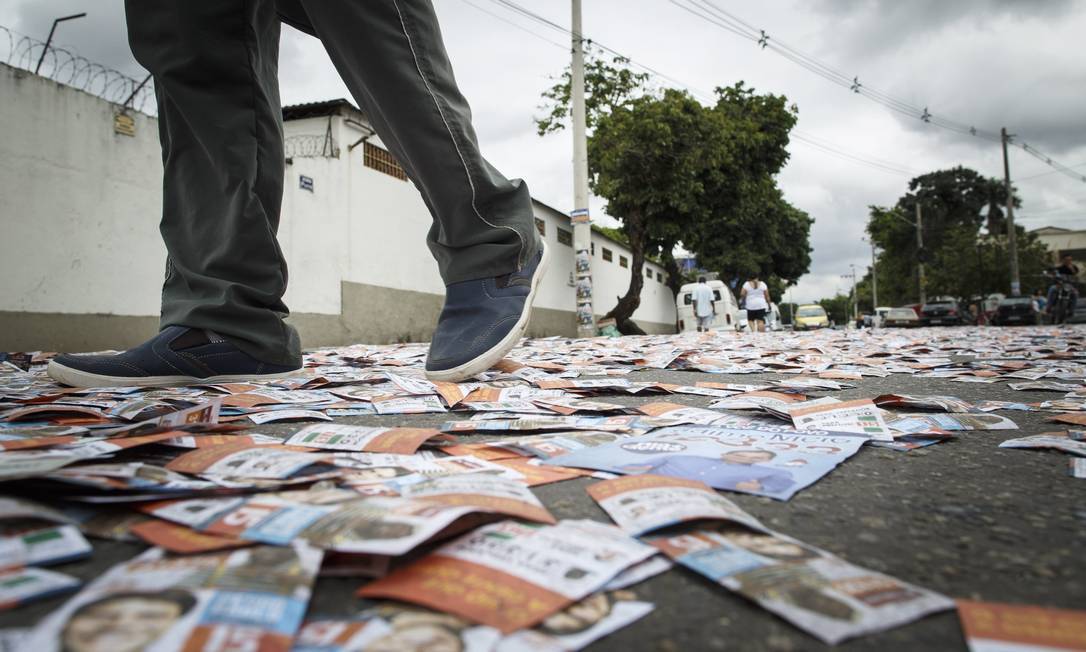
[0,567,80,610]
[22,543,321,652]
[165,442,337,480]
[587,475,767,536]
[143,476,553,556]
[284,424,442,454]
[999,432,1086,456]
[885,413,1018,433]
[646,523,953,644]
[492,431,629,460]
[546,424,867,501]
[789,399,894,441]
[358,519,656,633]
[956,600,1086,652]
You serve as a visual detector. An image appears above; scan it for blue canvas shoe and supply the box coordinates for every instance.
[425,242,550,382]
[46,326,302,388]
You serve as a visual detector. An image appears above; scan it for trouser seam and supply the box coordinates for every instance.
[390,0,527,270]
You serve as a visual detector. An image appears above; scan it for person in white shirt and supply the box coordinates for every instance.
[740,273,770,333]
[692,277,716,332]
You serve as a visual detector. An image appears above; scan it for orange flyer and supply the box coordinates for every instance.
[957,600,1086,651]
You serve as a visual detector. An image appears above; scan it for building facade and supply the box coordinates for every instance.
[0,64,676,353]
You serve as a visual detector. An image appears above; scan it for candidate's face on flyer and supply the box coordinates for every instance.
[367,621,464,652]
[62,597,183,652]
[721,450,774,465]
[540,593,612,635]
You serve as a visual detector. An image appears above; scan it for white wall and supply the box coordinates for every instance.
[0,67,675,332]
[0,64,165,316]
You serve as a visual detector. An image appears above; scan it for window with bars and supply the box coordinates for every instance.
[657,271,663,282]
[602,248,613,262]
[534,218,546,236]
[363,142,407,181]
[619,255,629,268]
[557,228,573,246]
[646,267,652,278]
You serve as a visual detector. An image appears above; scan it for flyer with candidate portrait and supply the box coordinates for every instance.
[546,424,867,500]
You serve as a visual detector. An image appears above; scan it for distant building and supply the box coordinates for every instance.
[0,63,676,352]
[1030,225,1086,273]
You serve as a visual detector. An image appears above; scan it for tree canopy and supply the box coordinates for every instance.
[536,53,813,330]
[864,166,1047,306]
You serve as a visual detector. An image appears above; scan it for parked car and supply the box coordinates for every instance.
[676,280,739,332]
[793,304,830,330]
[991,296,1040,326]
[884,307,920,327]
[920,299,971,326]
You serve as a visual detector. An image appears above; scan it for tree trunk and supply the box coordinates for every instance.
[661,244,684,299]
[604,212,646,334]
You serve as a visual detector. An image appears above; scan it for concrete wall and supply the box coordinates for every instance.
[0,65,675,353]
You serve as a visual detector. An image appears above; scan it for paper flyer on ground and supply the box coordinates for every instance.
[143,479,552,556]
[999,432,1086,457]
[587,474,768,536]
[22,542,322,652]
[956,599,1086,652]
[358,519,656,633]
[285,424,442,454]
[546,424,867,500]
[646,524,954,644]
[789,398,894,441]
[0,567,80,610]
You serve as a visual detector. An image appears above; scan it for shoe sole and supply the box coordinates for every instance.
[46,360,301,388]
[425,241,552,383]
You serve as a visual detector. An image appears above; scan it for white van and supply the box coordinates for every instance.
[677,281,739,332]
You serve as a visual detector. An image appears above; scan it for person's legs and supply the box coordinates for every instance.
[47,0,302,387]
[129,0,300,367]
[280,0,546,380]
[280,0,539,284]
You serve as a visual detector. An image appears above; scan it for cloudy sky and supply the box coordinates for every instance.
[3,0,1085,303]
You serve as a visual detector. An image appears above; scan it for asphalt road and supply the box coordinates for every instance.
[3,363,1084,650]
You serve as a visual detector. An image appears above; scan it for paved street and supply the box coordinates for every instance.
[2,328,1083,651]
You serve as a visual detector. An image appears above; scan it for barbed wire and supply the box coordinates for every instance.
[0,24,156,114]
[285,134,339,159]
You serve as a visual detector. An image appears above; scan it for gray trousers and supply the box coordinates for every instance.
[125,0,540,366]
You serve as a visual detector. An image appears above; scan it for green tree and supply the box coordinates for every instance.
[536,49,650,137]
[817,294,852,325]
[586,89,726,330]
[683,85,811,291]
[867,166,1022,305]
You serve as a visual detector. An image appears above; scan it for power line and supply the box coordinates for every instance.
[475,0,920,178]
[668,0,1086,184]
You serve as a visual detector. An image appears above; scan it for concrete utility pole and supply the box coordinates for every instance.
[570,0,595,337]
[870,242,879,312]
[915,203,927,305]
[850,264,859,321]
[1001,127,1021,296]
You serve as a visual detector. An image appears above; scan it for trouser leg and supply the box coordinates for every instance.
[125,0,300,366]
[278,0,540,284]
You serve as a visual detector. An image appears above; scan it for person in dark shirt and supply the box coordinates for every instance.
[1048,254,1080,319]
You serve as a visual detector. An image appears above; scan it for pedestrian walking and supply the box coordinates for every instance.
[692,277,716,332]
[741,273,770,333]
[47,0,548,389]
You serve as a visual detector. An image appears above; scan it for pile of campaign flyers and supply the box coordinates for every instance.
[0,325,1083,649]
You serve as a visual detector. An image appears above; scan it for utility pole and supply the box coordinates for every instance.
[915,203,926,305]
[1001,127,1021,296]
[870,242,879,312]
[850,264,858,322]
[571,0,595,337]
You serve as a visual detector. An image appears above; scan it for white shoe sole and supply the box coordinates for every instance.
[46,360,301,388]
[425,241,552,383]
